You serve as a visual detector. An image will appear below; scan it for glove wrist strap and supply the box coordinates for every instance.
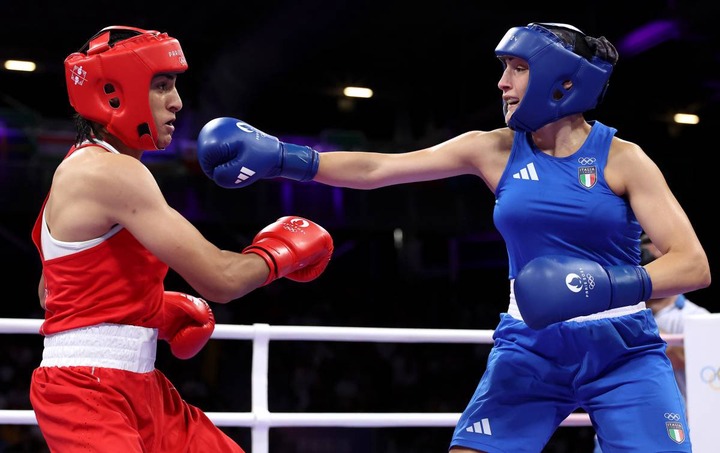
[281,143,319,181]
[243,246,278,286]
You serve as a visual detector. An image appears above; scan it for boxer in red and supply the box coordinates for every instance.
[30,25,334,453]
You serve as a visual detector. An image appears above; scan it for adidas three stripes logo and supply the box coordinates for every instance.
[465,418,492,435]
[512,162,538,181]
[235,167,256,184]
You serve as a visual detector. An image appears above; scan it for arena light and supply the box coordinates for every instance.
[3,59,37,72]
[617,19,680,58]
[673,113,700,125]
[343,86,373,99]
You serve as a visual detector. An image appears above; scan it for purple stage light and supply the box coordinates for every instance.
[618,19,681,57]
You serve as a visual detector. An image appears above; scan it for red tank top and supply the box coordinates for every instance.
[31,143,169,335]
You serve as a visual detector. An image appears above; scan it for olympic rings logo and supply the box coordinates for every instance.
[700,366,720,390]
[577,157,596,165]
[664,413,681,421]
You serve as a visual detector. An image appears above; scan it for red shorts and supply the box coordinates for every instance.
[31,366,245,453]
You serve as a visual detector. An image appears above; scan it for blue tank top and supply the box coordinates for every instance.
[493,121,643,278]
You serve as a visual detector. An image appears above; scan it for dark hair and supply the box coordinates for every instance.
[72,113,98,146]
[540,23,619,66]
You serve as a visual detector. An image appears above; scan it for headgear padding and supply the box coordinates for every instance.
[65,26,188,150]
[495,23,618,132]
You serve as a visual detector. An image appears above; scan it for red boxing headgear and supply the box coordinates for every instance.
[64,26,188,150]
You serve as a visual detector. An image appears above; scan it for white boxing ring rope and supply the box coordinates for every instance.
[0,318,684,453]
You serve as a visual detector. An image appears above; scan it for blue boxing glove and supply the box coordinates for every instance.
[197,117,319,189]
[514,255,652,329]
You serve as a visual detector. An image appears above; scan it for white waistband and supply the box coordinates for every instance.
[41,323,158,373]
[507,279,647,324]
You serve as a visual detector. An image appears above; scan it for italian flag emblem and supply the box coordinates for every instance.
[666,422,686,444]
[578,166,597,189]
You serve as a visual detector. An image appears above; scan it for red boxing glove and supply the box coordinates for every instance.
[158,291,215,359]
[243,216,333,286]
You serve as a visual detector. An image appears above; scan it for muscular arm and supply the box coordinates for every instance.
[48,149,269,303]
[313,129,511,191]
[605,139,711,298]
[38,274,46,310]
[108,159,270,303]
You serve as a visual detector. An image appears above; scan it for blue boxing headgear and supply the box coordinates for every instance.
[495,23,618,132]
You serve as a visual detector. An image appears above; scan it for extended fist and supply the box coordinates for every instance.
[197,117,319,189]
[243,216,333,286]
[158,291,216,359]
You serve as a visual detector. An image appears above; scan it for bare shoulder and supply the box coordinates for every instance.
[56,146,149,184]
[53,146,162,216]
[450,127,513,149]
[608,135,646,161]
[446,127,513,190]
[606,135,666,195]
[436,127,513,165]
[608,135,664,174]
[98,153,163,207]
[45,146,161,241]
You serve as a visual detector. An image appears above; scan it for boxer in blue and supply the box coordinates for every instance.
[195,22,711,453]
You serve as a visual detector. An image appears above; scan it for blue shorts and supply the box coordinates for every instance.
[450,311,691,453]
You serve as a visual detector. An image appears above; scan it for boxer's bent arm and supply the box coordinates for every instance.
[614,140,711,296]
[94,154,270,303]
[38,274,46,310]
